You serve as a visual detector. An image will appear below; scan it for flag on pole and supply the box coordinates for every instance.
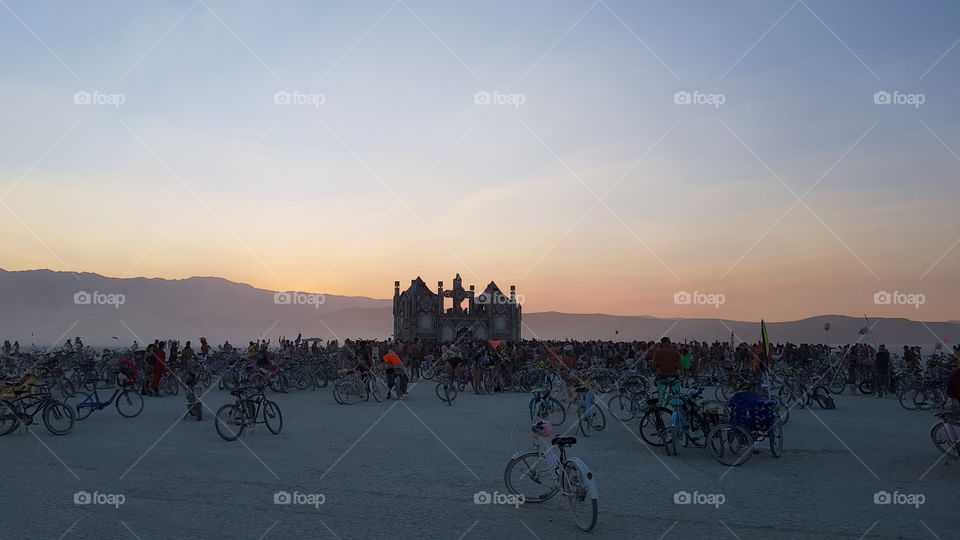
[760,319,771,370]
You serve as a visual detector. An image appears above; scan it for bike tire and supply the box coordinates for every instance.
[930,421,959,459]
[215,403,243,441]
[707,424,754,466]
[639,406,673,447]
[564,462,598,532]
[263,400,282,434]
[0,399,19,435]
[503,451,559,503]
[769,423,784,458]
[115,390,144,418]
[42,401,75,435]
[607,394,636,422]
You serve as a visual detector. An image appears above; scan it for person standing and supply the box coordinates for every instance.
[652,337,681,401]
[383,348,407,399]
[152,341,167,397]
[874,345,891,398]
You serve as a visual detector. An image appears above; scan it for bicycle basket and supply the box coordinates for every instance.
[729,392,778,432]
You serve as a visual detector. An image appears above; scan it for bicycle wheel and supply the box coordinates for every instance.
[263,400,283,434]
[707,424,754,466]
[163,376,179,396]
[249,372,267,389]
[291,371,310,391]
[503,451,559,503]
[115,390,144,418]
[564,462,598,532]
[215,403,243,441]
[607,394,636,422]
[930,422,959,459]
[858,380,875,396]
[0,399,19,435]
[436,381,457,404]
[914,389,933,410]
[340,382,360,405]
[828,374,846,394]
[332,383,344,404]
[578,404,606,436]
[768,423,784,457]
[42,401,75,435]
[0,399,20,436]
[898,387,916,410]
[685,414,709,448]
[639,407,673,447]
[370,379,383,402]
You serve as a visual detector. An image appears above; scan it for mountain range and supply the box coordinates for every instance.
[1,269,956,348]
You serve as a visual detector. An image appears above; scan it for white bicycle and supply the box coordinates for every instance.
[503,421,599,531]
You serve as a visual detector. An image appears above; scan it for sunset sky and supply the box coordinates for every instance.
[1,0,959,321]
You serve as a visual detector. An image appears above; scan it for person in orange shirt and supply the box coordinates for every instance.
[383,349,407,399]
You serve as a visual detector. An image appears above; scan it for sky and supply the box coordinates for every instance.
[1,0,959,322]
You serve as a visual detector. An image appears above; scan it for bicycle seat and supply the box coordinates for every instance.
[646,397,659,405]
[574,386,588,392]
[551,436,577,447]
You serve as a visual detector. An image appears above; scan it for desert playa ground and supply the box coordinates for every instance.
[3,384,956,540]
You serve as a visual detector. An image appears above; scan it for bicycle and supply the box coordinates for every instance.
[70,376,144,420]
[333,370,382,404]
[573,386,606,437]
[528,387,566,426]
[668,387,710,450]
[0,389,75,436]
[503,421,598,532]
[930,410,960,460]
[435,371,458,405]
[638,396,675,455]
[215,386,282,441]
[707,392,783,467]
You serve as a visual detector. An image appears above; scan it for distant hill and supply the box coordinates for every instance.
[0,269,956,347]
